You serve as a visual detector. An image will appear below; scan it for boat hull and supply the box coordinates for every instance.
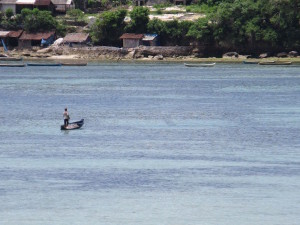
[61,119,84,130]
[259,61,292,65]
[0,63,25,67]
[184,63,216,67]
[0,57,23,61]
[27,63,62,66]
[61,63,87,66]
[243,61,260,64]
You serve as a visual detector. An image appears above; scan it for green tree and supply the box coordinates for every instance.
[88,0,98,8]
[209,0,263,48]
[147,18,168,44]
[0,9,18,30]
[208,0,300,51]
[21,8,32,18]
[125,7,149,34]
[147,19,193,45]
[5,8,14,19]
[187,18,212,43]
[0,19,18,30]
[165,20,193,45]
[266,0,300,48]
[67,9,84,22]
[22,8,57,32]
[90,9,127,45]
[74,0,87,11]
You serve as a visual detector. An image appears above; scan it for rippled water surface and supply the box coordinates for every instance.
[0,62,300,225]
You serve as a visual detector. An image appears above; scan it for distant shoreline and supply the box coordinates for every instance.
[4,46,300,64]
[23,56,300,64]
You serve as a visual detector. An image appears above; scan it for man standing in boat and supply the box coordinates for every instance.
[63,108,70,127]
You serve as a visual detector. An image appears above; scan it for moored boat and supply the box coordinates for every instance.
[61,119,84,130]
[61,63,87,66]
[243,60,260,64]
[259,61,292,65]
[0,63,26,67]
[184,62,216,67]
[27,63,62,66]
[0,57,23,61]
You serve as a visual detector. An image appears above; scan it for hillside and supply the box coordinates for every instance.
[0,0,299,58]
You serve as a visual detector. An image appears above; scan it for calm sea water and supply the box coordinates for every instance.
[0,62,300,225]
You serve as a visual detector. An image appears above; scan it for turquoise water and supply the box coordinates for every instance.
[0,62,300,225]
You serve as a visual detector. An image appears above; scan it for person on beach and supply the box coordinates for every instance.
[63,108,70,127]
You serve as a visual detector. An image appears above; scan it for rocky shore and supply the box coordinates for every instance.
[3,45,300,63]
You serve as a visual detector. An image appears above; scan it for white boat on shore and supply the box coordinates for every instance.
[184,62,216,67]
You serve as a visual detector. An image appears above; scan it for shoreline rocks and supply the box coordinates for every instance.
[4,45,300,62]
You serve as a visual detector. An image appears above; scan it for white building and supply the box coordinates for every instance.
[51,0,74,13]
[0,0,17,14]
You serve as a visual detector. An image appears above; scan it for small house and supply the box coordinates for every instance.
[0,30,23,49]
[0,0,17,14]
[0,31,10,51]
[51,0,75,13]
[15,0,35,13]
[142,34,159,46]
[18,31,55,48]
[8,30,23,47]
[120,33,144,48]
[63,32,91,47]
[0,0,54,14]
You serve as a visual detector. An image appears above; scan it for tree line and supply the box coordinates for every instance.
[91,0,300,54]
[0,8,66,36]
[0,0,299,55]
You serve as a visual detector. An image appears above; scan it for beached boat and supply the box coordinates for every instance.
[259,61,292,65]
[0,57,23,61]
[243,60,260,64]
[61,63,87,66]
[184,62,216,67]
[27,63,62,66]
[0,63,26,67]
[61,119,84,130]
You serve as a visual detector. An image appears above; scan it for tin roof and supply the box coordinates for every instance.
[34,0,51,5]
[16,0,35,4]
[19,31,55,41]
[63,33,90,43]
[8,0,51,4]
[142,34,158,41]
[51,0,72,4]
[120,33,144,39]
[8,30,23,38]
[0,0,17,4]
[0,31,10,38]
[0,30,23,38]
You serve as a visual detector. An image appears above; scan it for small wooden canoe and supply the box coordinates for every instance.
[259,61,292,65]
[184,62,216,67]
[61,63,87,66]
[27,63,62,66]
[0,63,26,67]
[61,119,84,130]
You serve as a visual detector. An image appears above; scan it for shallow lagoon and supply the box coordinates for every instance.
[0,62,300,225]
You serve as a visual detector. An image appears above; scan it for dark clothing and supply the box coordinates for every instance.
[64,119,69,127]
